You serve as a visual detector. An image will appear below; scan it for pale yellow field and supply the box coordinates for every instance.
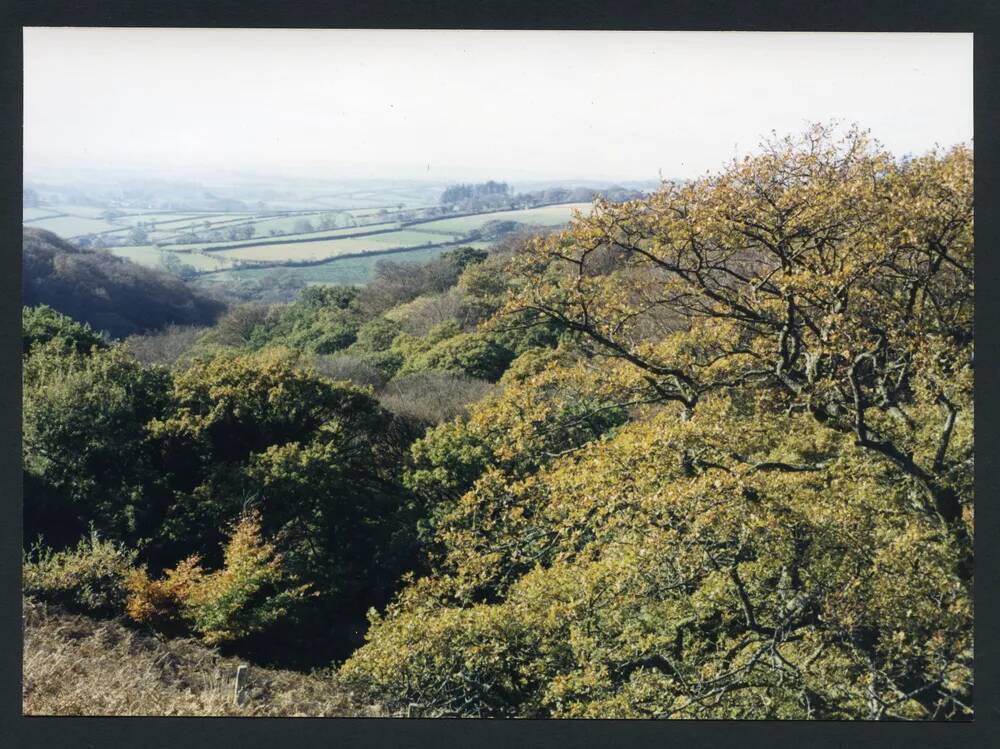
[411,202,591,234]
[215,230,455,263]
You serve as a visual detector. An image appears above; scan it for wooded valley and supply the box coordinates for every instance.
[22,127,973,719]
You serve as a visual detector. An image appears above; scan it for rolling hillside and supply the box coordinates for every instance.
[23,227,224,338]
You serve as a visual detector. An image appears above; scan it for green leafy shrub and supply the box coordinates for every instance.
[352,316,403,352]
[383,309,539,384]
[23,341,172,548]
[340,592,548,718]
[298,284,358,310]
[205,286,364,356]
[23,304,105,355]
[257,285,362,355]
[405,348,629,510]
[141,347,419,660]
[127,511,311,644]
[391,320,461,358]
[24,532,139,616]
[398,331,515,382]
[356,247,487,315]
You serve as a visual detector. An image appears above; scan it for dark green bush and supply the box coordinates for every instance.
[23,304,105,355]
[24,532,139,616]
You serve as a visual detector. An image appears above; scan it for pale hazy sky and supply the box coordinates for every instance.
[23,29,973,182]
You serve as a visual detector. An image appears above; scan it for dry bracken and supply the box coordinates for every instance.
[22,597,384,717]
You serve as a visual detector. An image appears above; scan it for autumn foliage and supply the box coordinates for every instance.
[126,510,311,644]
[340,127,973,719]
[22,126,973,719]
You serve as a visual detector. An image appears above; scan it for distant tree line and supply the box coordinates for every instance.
[439,180,645,213]
[440,181,512,206]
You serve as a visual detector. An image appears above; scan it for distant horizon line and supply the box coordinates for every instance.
[24,137,969,188]
[22,165,669,188]
[22,152,681,186]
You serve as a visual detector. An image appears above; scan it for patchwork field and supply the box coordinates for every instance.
[158,222,406,252]
[410,202,591,234]
[41,204,140,219]
[26,215,123,237]
[107,246,240,272]
[22,207,62,221]
[215,229,460,263]
[24,198,591,283]
[116,212,233,227]
[23,202,436,243]
[197,242,493,286]
[220,211,385,237]
[196,242,494,289]
[202,202,589,265]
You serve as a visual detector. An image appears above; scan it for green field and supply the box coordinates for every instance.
[22,207,62,221]
[106,245,240,272]
[147,209,411,246]
[215,229,463,263]
[27,215,124,237]
[197,242,491,288]
[106,227,465,273]
[103,245,159,267]
[152,214,268,241]
[22,205,406,244]
[411,202,591,234]
[158,222,405,252]
[39,204,122,219]
[116,212,230,227]
[234,212,362,236]
[22,206,234,239]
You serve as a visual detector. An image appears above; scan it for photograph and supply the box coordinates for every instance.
[20,28,974,720]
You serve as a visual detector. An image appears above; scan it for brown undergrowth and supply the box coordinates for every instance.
[22,596,386,717]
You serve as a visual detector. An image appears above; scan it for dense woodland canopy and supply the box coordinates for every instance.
[23,126,973,719]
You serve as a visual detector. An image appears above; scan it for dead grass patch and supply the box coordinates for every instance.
[22,596,387,717]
